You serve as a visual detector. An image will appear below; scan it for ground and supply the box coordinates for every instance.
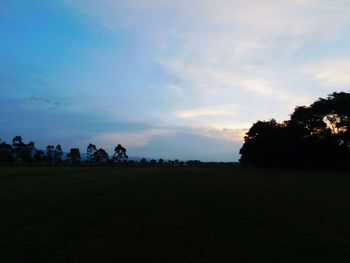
[1,166,350,262]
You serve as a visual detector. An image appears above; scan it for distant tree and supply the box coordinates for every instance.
[12,136,23,147]
[149,159,157,165]
[87,143,98,163]
[87,144,109,164]
[46,145,55,162]
[94,148,109,164]
[126,160,136,166]
[186,160,202,166]
[140,158,147,165]
[167,160,175,166]
[54,144,63,162]
[67,148,81,164]
[33,150,46,163]
[0,140,13,163]
[26,141,35,162]
[12,136,33,162]
[113,144,128,163]
[158,158,164,165]
[12,136,23,162]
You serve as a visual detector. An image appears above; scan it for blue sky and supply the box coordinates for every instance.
[1,0,350,161]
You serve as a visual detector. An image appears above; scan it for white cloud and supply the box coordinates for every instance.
[175,104,240,118]
[94,129,175,149]
[301,58,350,88]
[93,123,247,156]
[65,0,350,152]
[191,125,248,142]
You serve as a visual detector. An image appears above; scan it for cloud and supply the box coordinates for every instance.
[93,129,176,149]
[91,124,246,161]
[161,60,283,97]
[29,96,52,103]
[27,95,70,111]
[65,0,350,97]
[93,122,247,154]
[61,0,350,160]
[301,58,350,88]
[175,104,240,118]
[191,126,247,142]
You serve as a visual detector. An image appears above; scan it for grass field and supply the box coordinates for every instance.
[1,166,350,262]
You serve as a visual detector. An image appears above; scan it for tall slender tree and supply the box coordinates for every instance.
[87,143,98,163]
[54,144,63,162]
[46,145,55,162]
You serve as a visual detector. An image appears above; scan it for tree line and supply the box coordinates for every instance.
[239,92,350,168]
[0,136,206,166]
[0,136,128,165]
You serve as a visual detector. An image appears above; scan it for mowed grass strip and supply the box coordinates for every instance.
[1,167,350,262]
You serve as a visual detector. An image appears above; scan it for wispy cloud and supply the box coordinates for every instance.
[66,0,350,107]
[4,0,346,161]
[190,126,247,142]
[93,129,176,149]
[29,96,52,103]
[27,95,70,111]
[301,58,350,88]
[175,104,240,119]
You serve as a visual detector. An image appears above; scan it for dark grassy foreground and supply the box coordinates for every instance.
[1,167,350,262]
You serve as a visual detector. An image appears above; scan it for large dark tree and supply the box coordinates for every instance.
[240,92,350,167]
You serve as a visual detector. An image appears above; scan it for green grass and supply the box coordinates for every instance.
[1,166,350,262]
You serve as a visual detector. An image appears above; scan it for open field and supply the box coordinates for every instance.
[1,166,350,262]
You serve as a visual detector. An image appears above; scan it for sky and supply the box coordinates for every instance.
[1,0,350,161]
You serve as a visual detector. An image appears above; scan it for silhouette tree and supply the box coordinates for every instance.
[113,144,128,163]
[12,136,23,162]
[1,136,136,166]
[139,158,147,166]
[95,148,109,164]
[54,144,63,162]
[26,141,35,161]
[239,119,285,166]
[34,150,46,163]
[46,145,55,162]
[12,136,33,162]
[149,159,157,165]
[87,144,109,164]
[67,148,81,164]
[87,143,98,163]
[0,140,13,163]
[186,160,201,166]
[240,92,350,167]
